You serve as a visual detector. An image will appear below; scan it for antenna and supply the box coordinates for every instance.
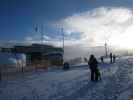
[61,27,64,63]
[62,28,64,53]
[41,24,44,44]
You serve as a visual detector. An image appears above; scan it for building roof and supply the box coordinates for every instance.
[2,44,63,54]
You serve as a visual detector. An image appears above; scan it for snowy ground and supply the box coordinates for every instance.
[0,56,133,100]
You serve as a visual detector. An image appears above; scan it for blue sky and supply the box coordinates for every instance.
[1,0,133,47]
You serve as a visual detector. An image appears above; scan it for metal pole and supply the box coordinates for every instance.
[105,42,108,57]
[41,24,44,68]
[62,27,64,64]
[62,28,64,54]
[41,24,44,45]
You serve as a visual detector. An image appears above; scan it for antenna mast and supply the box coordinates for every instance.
[61,27,64,63]
[41,24,44,44]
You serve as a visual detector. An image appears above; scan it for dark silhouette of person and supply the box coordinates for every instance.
[113,54,116,63]
[88,54,99,81]
[110,53,113,63]
[84,57,88,63]
[100,56,104,63]
[63,62,70,70]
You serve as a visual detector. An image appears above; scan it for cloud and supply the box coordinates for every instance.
[23,7,133,61]
[58,7,133,49]
[25,34,81,47]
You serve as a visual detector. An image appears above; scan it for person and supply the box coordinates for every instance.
[84,57,88,63]
[113,54,116,63]
[100,56,104,63]
[63,62,70,70]
[110,53,113,63]
[88,54,100,81]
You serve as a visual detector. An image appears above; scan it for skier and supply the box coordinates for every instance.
[110,53,113,63]
[100,56,104,63]
[113,54,116,63]
[88,54,100,81]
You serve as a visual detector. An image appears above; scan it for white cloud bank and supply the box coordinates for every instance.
[26,7,133,49]
[25,7,133,61]
[59,7,133,50]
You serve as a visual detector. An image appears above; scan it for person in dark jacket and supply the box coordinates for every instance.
[113,54,116,63]
[63,62,70,70]
[110,53,113,63]
[100,56,104,63]
[88,54,100,81]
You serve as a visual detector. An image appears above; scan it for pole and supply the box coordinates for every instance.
[62,28,64,54]
[41,24,44,68]
[105,42,108,57]
[62,27,64,64]
[41,24,44,45]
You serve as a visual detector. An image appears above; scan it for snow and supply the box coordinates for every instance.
[0,56,133,100]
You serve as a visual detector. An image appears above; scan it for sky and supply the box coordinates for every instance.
[1,0,133,59]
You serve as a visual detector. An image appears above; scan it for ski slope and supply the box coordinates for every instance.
[0,56,133,100]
